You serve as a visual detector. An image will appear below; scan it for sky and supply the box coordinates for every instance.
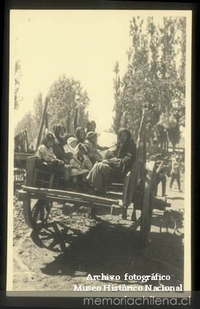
[10,10,190,133]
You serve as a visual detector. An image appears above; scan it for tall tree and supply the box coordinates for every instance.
[112,16,186,149]
[14,60,23,110]
[47,75,89,133]
[112,62,123,134]
[15,111,35,145]
[33,92,44,127]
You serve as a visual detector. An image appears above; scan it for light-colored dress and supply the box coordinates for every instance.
[36,145,57,162]
[69,154,92,176]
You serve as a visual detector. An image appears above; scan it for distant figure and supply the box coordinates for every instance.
[147,138,166,160]
[154,156,170,196]
[170,155,182,192]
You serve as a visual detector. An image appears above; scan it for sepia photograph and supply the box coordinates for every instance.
[7,9,191,299]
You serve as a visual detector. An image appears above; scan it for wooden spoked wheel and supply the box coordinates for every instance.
[30,222,71,252]
[23,198,52,230]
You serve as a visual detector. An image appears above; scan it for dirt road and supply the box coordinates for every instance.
[12,176,185,291]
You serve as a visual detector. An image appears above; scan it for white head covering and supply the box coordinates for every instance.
[66,137,78,153]
[67,137,78,147]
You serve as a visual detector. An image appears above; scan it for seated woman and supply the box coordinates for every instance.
[36,132,64,171]
[52,124,74,180]
[84,131,102,164]
[37,132,74,184]
[86,128,136,195]
[69,143,93,189]
[75,127,86,144]
[85,122,108,151]
[52,124,73,163]
[112,128,136,178]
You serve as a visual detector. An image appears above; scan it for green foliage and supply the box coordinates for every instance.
[15,75,90,147]
[168,124,181,151]
[33,92,44,127]
[47,75,89,133]
[112,62,123,134]
[113,16,186,148]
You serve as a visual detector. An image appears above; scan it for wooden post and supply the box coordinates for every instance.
[35,97,49,150]
[123,108,148,208]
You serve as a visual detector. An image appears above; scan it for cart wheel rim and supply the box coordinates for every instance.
[27,200,52,230]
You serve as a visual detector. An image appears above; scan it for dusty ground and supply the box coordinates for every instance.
[12,175,185,291]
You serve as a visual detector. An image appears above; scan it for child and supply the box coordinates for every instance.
[69,143,93,189]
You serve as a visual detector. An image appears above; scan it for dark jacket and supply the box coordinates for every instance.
[53,138,68,161]
[52,124,72,162]
[113,129,136,175]
[115,139,136,160]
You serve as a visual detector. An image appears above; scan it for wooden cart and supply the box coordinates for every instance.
[17,108,170,248]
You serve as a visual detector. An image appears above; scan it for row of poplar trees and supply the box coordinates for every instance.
[112,16,186,151]
[15,75,90,147]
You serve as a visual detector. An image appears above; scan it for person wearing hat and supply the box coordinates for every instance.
[84,131,102,164]
[170,155,182,192]
[154,156,170,196]
[85,120,109,151]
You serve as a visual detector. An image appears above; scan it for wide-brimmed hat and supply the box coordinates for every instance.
[86,131,97,139]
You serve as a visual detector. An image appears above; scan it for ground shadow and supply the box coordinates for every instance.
[37,216,184,287]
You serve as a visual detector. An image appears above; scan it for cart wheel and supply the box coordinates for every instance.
[140,182,153,247]
[23,199,52,230]
[30,222,71,252]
